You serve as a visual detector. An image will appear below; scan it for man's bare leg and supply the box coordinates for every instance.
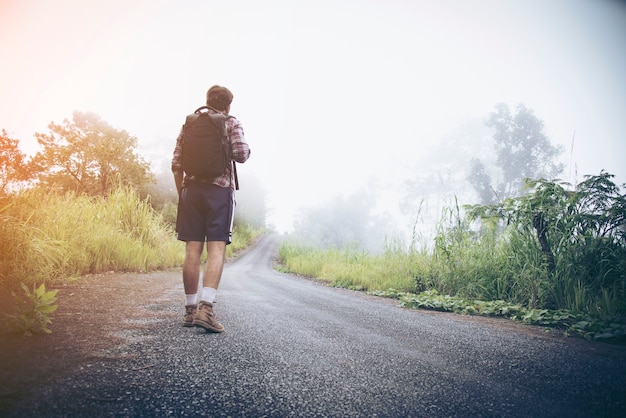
[181,241,203,327]
[202,241,227,293]
[193,241,227,332]
[183,241,204,296]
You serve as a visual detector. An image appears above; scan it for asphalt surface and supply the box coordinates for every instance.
[5,234,626,417]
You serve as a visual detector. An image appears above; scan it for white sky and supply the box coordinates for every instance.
[1,0,625,233]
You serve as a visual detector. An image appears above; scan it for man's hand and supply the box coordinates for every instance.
[173,172,184,197]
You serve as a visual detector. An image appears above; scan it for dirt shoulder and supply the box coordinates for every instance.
[0,270,183,409]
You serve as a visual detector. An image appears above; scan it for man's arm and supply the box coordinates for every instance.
[173,172,184,197]
[172,127,184,196]
[228,118,251,163]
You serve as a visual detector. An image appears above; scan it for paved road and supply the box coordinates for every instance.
[6,234,626,417]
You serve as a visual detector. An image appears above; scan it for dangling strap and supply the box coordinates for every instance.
[220,115,239,190]
[233,161,239,191]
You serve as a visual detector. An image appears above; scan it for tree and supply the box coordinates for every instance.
[467,158,494,204]
[0,129,29,195]
[467,172,626,312]
[31,112,153,195]
[468,103,564,203]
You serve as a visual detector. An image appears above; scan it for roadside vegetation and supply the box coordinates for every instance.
[278,173,626,341]
[278,104,625,343]
[0,185,183,287]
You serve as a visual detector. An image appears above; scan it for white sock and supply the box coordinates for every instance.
[185,294,197,306]
[201,287,217,303]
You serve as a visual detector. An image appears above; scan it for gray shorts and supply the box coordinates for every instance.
[176,182,234,243]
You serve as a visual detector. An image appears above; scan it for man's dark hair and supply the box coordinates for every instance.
[206,85,234,111]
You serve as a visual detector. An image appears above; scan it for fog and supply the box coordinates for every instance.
[2,0,625,247]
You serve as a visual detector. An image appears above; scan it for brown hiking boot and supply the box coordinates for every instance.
[192,300,224,333]
[183,304,197,327]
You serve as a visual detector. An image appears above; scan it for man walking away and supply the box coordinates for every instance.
[171,85,251,332]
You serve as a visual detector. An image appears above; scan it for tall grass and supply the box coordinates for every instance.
[0,185,184,286]
[278,219,625,318]
[278,241,422,292]
[278,175,626,319]
[0,186,264,288]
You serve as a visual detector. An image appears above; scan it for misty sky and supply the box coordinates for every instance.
[1,0,625,233]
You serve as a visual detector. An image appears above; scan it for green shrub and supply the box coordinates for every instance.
[8,283,58,336]
[278,173,625,331]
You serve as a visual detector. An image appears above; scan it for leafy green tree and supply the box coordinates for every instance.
[0,129,30,195]
[468,103,564,203]
[31,112,153,195]
[467,172,626,313]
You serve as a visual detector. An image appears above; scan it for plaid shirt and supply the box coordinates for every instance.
[171,110,250,190]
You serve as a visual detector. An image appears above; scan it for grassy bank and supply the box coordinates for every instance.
[278,237,626,341]
[277,176,626,341]
[0,186,183,286]
[0,185,262,287]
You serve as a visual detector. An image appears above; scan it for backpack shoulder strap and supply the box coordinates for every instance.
[207,113,240,190]
[222,115,239,190]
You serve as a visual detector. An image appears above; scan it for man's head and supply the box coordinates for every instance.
[206,85,234,113]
